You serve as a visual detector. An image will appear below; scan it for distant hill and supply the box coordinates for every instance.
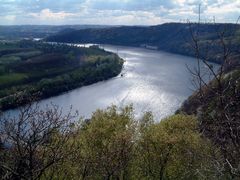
[0,25,115,40]
[46,23,240,64]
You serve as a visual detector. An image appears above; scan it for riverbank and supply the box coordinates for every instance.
[46,23,240,65]
[6,45,218,121]
[0,41,123,111]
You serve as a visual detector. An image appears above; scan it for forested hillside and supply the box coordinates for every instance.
[0,25,113,40]
[47,23,240,64]
[173,20,240,178]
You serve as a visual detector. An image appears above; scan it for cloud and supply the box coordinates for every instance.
[205,0,240,22]
[0,0,239,25]
[84,0,175,11]
[29,9,74,20]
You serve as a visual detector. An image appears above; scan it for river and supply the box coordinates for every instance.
[6,45,218,121]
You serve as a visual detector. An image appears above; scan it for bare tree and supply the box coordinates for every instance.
[0,103,77,180]
[185,17,240,178]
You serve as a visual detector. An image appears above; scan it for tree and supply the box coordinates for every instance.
[134,114,218,180]
[54,105,137,180]
[0,104,77,180]
[183,18,240,178]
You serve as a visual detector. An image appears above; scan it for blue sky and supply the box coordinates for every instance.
[0,0,239,25]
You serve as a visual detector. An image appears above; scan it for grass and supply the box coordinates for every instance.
[3,50,42,59]
[0,56,21,65]
[0,42,18,49]
[0,73,27,86]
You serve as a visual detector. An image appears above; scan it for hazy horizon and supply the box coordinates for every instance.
[0,21,239,27]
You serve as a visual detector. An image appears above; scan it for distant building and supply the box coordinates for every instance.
[140,44,158,50]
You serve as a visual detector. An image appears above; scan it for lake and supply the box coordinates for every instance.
[7,45,217,121]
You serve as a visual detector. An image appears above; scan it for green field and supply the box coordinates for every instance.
[2,50,42,59]
[0,40,123,110]
[0,73,27,86]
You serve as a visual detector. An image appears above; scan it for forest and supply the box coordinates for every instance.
[0,103,238,179]
[46,23,240,64]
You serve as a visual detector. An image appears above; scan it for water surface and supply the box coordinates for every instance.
[7,45,217,121]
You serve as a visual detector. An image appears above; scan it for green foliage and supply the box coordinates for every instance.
[180,66,240,178]
[47,23,240,64]
[133,114,217,180]
[44,107,219,180]
[2,50,42,60]
[0,73,27,86]
[50,105,136,179]
[0,40,123,110]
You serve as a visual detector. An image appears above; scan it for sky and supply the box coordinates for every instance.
[0,0,239,25]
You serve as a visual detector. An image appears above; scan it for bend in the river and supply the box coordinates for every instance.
[7,45,218,121]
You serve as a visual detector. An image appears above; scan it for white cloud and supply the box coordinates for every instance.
[204,1,240,22]
[29,9,74,20]
[207,1,240,14]
[5,15,16,21]
[0,0,239,25]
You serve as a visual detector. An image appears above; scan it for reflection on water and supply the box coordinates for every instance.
[6,45,218,121]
